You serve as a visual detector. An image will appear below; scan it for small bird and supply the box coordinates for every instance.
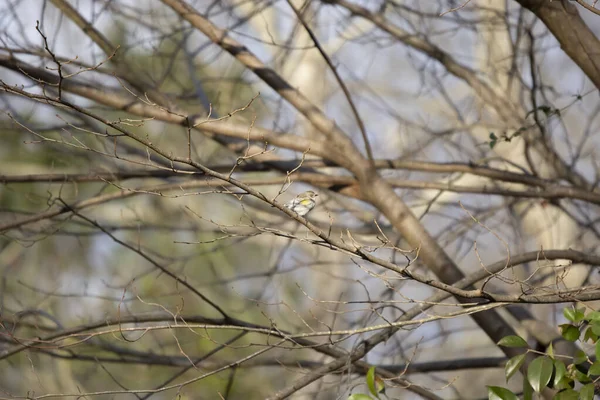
[284,190,318,217]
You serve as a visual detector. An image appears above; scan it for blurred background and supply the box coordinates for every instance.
[1,0,600,399]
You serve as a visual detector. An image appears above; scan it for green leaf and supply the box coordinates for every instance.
[588,360,600,376]
[365,367,384,397]
[590,321,600,336]
[348,395,374,400]
[573,367,591,383]
[596,341,600,360]
[553,389,578,400]
[505,354,526,382]
[490,139,497,149]
[580,383,595,400]
[553,360,567,387]
[523,378,533,400]
[489,132,497,140]
[554,376,574,391]
[583,326,598,343]
[563,307,585,323]
[527,356,553,393]
[588,311,600,321]
[487,386,518,400]
[560,324,580,342]
[498,335,528,348]
[574,350,587,365]
[366,367,378,398]
[563,307,575,322]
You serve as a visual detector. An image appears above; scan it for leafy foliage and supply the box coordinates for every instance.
[492,306,600,399]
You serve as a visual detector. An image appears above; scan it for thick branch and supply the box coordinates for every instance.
[516,0,600,90]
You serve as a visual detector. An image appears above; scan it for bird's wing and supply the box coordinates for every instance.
[284,198,298,208]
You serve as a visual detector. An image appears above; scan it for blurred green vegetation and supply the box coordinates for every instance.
[0,8,288,399]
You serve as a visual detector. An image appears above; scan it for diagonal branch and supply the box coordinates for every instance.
[516,0,600,89]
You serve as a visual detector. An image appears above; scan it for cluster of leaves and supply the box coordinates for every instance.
[350,307,600,399]
[489,306,600,400]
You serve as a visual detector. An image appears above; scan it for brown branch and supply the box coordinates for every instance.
[515,0,600,89]
[38,351,508,373]
[0,159,558,186]
[440,0,473,16]
[0,54,331,159]
[3,169,600,206]
[575,0,600,16]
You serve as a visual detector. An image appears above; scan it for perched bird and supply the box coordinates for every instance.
[284,190,318,217]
